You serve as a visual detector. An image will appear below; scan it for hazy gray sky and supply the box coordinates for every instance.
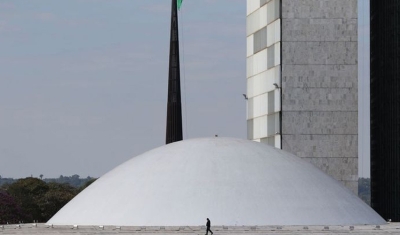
[0,0,369,178]
[0,0,246,178]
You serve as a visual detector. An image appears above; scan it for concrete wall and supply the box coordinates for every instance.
[281,0,358,193]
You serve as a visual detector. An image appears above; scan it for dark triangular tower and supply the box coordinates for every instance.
[166,0,183,144]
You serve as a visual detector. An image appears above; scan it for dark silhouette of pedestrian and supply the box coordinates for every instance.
[205,218,213,235]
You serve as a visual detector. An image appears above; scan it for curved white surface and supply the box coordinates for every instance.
[48,138,384,226]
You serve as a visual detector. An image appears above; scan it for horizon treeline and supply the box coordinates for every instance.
[0,175,96,188]
[0,177,96,224]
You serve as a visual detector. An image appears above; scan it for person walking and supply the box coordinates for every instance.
[205,218,213,235]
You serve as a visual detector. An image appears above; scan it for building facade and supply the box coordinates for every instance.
[247,0,358,193]
[370,0,400,221]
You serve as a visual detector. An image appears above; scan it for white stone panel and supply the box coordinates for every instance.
[247,5,269,36]
[247,48,269,78]
[247,35,254,57]
[259,5,268,29]
[246,55,254,78]
[267,19,281,47]
[247,9,261,36]
[247,66,280,98]
[247,0,260,16]
[251,93,269,119]
[253,115,269,139]
[246,10,257,36]
[267,113,277,136]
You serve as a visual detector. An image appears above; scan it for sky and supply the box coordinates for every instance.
[0,0,370,179]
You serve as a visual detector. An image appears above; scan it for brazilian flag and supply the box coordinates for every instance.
[177,0,183,10]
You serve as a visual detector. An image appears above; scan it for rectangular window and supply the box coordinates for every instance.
[260,0,268,7]
[253,27,268,54]
[247,119,254,139]
[267,45,275,69]
[267,0,280,24]
[268,90,275,114]
[267,113,276,136]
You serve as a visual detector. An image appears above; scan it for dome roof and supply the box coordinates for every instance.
[48,138,384,226]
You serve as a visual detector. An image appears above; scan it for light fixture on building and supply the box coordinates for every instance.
[273,83,280,89]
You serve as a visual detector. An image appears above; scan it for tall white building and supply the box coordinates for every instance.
[247,0,282,148]
[246,0,358,193]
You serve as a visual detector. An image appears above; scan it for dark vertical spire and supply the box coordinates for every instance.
[166,0,183,144]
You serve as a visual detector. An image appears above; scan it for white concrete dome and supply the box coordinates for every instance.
[48,138,384,226]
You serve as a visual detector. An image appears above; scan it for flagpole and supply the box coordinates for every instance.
[165,0,183,144]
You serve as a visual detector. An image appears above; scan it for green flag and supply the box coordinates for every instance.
[177,0,183,10]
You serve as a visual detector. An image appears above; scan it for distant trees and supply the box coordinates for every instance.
[36,183,77,221]
[0,175,96,188]
[0,176,97,224]
[0,177,16,187]
[0,190,26,224]
[44,175,95,188]
[3,178,50,222]
[78,178,97,192]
